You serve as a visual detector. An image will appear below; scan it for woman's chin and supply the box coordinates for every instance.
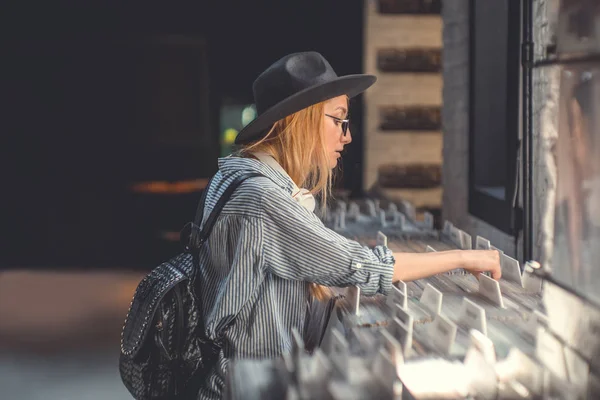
[328,153,342,169]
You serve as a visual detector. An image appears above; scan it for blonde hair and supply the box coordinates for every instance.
[239,100,342,301]
[239,100,333,210]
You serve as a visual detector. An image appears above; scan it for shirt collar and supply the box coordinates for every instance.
[251,152,304,196]
[218,154,317,212]
[217,155,295,194]
[252,152,316,213]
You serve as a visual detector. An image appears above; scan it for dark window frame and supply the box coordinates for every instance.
[468,0,523,235]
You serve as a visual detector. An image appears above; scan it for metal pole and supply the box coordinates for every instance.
[521,0,534,262]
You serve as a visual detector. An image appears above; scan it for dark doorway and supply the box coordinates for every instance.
[3,1,365,269]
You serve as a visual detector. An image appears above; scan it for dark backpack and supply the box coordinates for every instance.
[119,173,261,399]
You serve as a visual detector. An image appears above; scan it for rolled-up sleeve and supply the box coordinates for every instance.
[259,186,395,296]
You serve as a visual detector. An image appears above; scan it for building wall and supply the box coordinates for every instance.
[531,0,560,267]
[441,0,519,257]
[362,0,443,214]
[441,0,559,262]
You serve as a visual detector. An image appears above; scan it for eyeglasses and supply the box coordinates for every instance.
[325,114,350,137]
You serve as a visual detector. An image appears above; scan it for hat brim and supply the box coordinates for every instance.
[234,74,376,145]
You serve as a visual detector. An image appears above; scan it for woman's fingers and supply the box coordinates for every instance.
[464,250,502,280]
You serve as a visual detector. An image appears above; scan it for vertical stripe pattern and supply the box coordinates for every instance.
[195,157,395,399]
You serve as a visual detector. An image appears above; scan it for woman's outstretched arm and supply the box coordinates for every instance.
[392,250,501,282]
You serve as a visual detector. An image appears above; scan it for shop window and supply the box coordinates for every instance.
[468,0,522,234]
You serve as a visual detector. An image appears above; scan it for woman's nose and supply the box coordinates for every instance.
[342,128,352,144]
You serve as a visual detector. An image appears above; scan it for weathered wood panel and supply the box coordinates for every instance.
[378,163,442,188]
[377,0,442,15]
[377,48,442,73]
[379,106,441,131]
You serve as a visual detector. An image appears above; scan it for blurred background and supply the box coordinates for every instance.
[2,1,374,398]
[5,0,589,398]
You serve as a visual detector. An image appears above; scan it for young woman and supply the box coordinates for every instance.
[196,52,501,399]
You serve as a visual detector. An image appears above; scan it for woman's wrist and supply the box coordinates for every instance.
[448,249,467,272]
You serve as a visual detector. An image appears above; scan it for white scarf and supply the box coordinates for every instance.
[252,152,316,213]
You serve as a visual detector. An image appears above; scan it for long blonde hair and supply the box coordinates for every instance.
[238,100,338,301]
[239,100,333,210]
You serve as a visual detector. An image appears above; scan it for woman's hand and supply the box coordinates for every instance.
[459,250,502,280]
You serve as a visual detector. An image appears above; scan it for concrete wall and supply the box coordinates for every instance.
[441,0,559,262]
[363,0,443,213]
[531,0,560,267]
[440,0,519,257]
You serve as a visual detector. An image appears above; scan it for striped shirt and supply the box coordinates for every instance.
[196,156,395,399]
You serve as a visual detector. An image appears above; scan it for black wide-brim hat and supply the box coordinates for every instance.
[234,51,377,145]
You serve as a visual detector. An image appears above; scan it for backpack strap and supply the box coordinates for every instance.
[192,175,217,229]
[183,172,263,252]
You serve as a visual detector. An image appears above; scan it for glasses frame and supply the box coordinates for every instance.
[325,114,350,137]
